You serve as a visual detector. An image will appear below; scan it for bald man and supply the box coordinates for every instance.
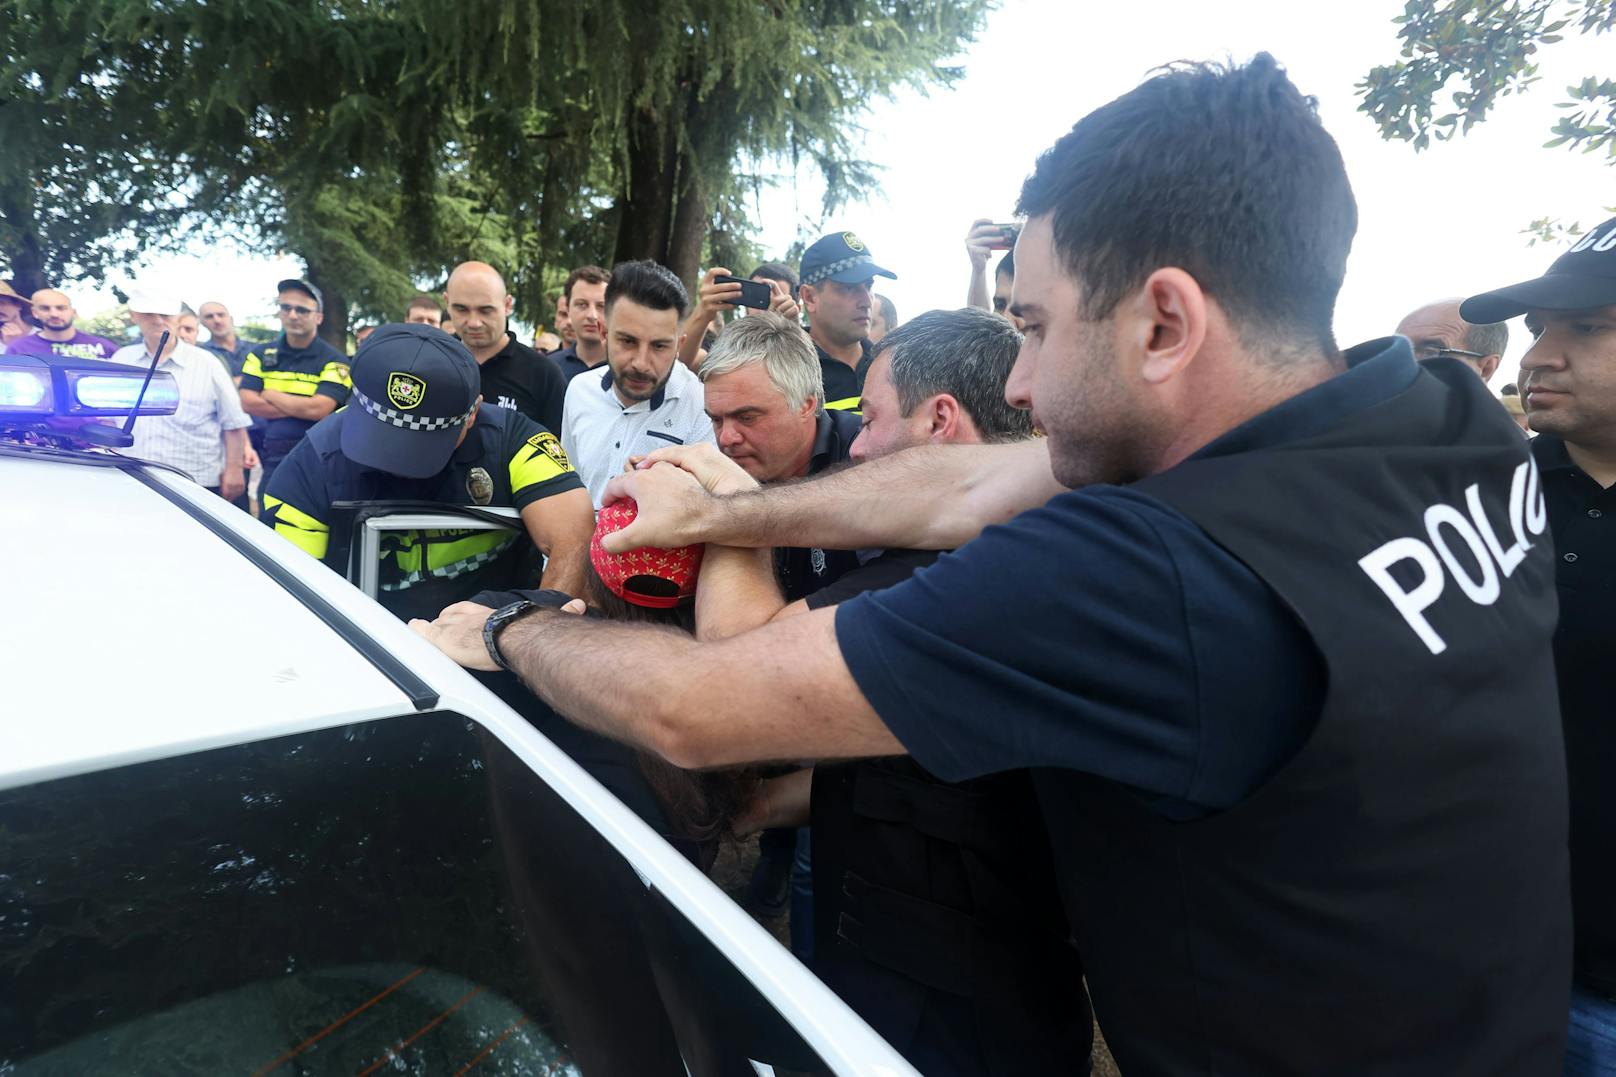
[444,261,567,433]
[7,289,119,360]
[1395,298,1508,383]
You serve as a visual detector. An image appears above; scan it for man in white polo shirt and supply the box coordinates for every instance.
[111,290,252,505]
[561,261,715,506]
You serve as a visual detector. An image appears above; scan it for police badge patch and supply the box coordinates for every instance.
[842,232,866,252]
[467,466,494,505]
[527,431,571,469]
[387,372,426,410]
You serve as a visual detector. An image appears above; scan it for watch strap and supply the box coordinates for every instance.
[483,599,538,673]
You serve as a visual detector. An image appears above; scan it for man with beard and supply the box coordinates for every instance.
[7,289,118,360]
[417,55,1570,1075]
[560,261,714,506]
[444,261,568,434]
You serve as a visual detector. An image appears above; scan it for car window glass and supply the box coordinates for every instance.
[0,711,827,1075]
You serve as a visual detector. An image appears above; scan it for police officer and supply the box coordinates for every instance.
[417,55,1571,1075]
[239,279,352,492]
[263,323,595,618]
[797,231,896,412]
[1461,219,1616,1074]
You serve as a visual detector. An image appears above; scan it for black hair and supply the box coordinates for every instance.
[1016,53,1356,355]
[578,566,756,851]
[995,248,1015,281]
[750,261,799,294]
[880,308,1033,442]
[605,260,690,320]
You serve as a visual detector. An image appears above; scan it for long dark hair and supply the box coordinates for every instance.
[580,566,759,850]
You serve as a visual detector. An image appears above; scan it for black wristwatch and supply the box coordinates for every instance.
[483,599,539,673]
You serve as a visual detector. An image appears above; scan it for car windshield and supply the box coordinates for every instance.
[0,711,827,1075]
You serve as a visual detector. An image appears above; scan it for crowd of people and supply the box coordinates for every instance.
[4,48,1615,1077]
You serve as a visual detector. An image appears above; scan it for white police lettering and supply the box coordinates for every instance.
[1571,223,1616,253]
[1357,459,1547,655]
[497,395,517,410]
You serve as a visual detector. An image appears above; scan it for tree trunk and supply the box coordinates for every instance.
[0,193,48,297]
[666,142,708,288]
[304,261,350,350]
[613,105,678,266]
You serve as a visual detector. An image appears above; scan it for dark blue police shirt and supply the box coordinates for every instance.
[550,345,600,382]
[834,338,1419,820]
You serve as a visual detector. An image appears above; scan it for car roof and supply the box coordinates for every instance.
[0,449,416,790]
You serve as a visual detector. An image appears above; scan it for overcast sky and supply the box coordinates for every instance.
[73,0,1613,387]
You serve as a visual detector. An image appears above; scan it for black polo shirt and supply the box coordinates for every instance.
[477,330,567,434]
[550,344,605,383]
[776,408,865,601]
[1532,432,1616,992]
[814,337,875,412]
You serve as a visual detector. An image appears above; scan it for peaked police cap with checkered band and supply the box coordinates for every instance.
[342,322,482,479]
[799,230,898,288]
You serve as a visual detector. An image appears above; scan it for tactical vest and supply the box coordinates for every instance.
[1040,353,1571,1075]
[810,759,1092,1076]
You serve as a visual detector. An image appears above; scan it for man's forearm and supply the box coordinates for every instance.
[492,605,896,768]
[223,427,246,470]
[538,548,585,596]
[967,264,991,311]
[695,545,786,641]
[502,610,700,754]
[239,390,288,419]
[690,439,1061,552]
[676,311,708,371]
[262,389,333,421]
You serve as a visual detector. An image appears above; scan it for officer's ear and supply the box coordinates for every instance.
[924,393,966,442]
[502,294,514,318]
[1129,267,1207,388]
[1478,353,1502,382]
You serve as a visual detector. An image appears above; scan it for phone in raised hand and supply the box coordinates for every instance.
[986,223,1020,251]
[714,275,774,310]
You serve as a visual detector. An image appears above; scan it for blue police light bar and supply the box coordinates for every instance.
[0,356,179,419]
[66,369,181,415]
[0,367,52,412]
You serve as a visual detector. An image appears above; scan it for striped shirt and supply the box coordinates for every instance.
[561,361,715,506]
[110,341,253,485]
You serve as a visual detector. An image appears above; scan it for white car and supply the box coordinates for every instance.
[0,354,916,1076]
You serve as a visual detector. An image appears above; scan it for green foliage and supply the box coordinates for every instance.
[1360,0,1615,159]
[2,0,991,337]
[77,305,134,342]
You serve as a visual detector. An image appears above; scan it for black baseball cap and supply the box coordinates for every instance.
[1461,216,1616,323]
[342,323,482,478]
[276,278,324,310]
[799,231,897,288]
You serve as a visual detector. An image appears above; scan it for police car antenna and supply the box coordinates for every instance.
[121,330,169,437]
